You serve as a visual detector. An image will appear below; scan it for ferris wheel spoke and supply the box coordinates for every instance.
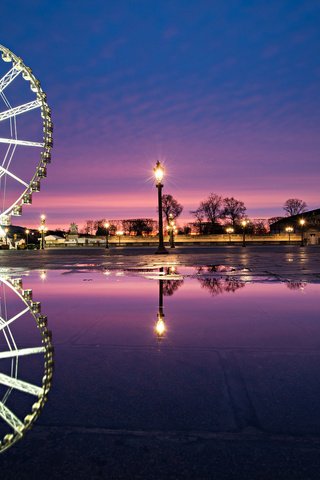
[0,307,30,332]
[0,99,41,122]
[0,347,46,360]
[0,166,29,187]
[0,138,44,148]
[0,372,43,397]
[0,65,21,93]
[0,401,24,434]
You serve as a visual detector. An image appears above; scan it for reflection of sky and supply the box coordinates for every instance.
[1,1,320,228]
[27,270,320,349]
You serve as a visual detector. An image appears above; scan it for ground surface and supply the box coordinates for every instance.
[1,246,320,479]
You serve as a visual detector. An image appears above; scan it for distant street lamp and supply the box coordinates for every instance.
[241,219,248,247]
[39,214,47,250]
[4,227,9,246]
[226,227,234,243]
[153,161,167,254]
[116,230,124,246]
[285,226,293,245]
[104,222,110,249]
[167,213,176,249]
[299,219,306,247]
[25,229,30,249]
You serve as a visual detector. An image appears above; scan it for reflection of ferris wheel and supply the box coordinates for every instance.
[0,276,53,453]
[0,44,52,224]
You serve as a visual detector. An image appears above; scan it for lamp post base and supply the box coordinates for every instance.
[155,246,168,254]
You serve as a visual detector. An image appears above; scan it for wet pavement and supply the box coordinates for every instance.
[1,257,320,479]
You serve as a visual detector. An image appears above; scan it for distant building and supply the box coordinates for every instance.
[270,208,320,245]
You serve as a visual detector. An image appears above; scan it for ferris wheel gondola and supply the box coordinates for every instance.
[0,44,52,226]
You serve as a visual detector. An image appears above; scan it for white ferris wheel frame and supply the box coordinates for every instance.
[0,44,53,223]
[0,276,53,452]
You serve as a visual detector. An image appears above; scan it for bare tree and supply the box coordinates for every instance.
[161,194,183,223]
[200,193,223,225]
[221,197,247,226]
[283,198,307,217]
[190,207,205,234]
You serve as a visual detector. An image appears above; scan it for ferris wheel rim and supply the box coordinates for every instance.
[0,44,52,221]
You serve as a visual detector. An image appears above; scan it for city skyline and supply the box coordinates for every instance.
[1,0,319,229]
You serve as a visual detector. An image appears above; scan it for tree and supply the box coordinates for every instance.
[283,198,307,217]
[221,197,246,226]
[122,218,155,236]
[200,193,223,225]
[161,194,183,223]
[190,207,205,234]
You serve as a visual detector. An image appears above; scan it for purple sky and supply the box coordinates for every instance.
[1,0,319,229]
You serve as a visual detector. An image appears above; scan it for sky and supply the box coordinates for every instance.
[0,0,319,229]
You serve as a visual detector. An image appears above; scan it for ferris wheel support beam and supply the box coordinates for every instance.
[0,138,44,148]
[0,65,21,93]
[0,401,24,433]
[0,307,30,332]
[0,99,41,122]
[0,166,29,187]
[0,346,46,359]
[0,372,44,397]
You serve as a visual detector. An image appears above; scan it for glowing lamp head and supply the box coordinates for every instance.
[241,220,248,228]
[299,219,305,226]
[154,161,164,184]
[286,226,293,233]
[104,222,110,230]
[4,227,9,234]
[40,214,46,221]
[25,229,30,234]
[226,227,234,234]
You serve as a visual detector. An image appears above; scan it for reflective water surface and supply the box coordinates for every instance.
[1,267,320,478]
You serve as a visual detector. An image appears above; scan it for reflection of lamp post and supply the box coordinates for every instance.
[25,229,30,249]
[285,226,293,245]
[167,213,176,249]
[226,227,234,243]
[241,219,248,247]
[104,222,110,249]
[116,230,124,246]
[299,219,306,247]
[4,227,9,246]
[155,267,166,341]
[154,161,167,254]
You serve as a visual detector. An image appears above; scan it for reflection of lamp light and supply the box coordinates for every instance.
[39,270,47,280]
[155,314,166,338]
[153,161,167,254]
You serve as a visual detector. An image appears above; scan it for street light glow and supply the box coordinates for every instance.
[153,160,164,184]
[155,317,166,337]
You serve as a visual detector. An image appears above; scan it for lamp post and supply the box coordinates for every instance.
[104,222,110,249]
[116,230,124,246]
[241,219,248,247]
[299,219,306,247]
[167,213,176,249]
[4,227,9,246]
[226,227,234,243]
[155,267,166,341]
[25,229,29,249]
[154,161,167,254]
[39,214,46,250]
[285,226,293,245]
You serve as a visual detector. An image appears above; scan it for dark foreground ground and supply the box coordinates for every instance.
[1,245,320,479]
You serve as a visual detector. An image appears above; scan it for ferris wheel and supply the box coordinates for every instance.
[0,276,53,452]
[0,44,52,225]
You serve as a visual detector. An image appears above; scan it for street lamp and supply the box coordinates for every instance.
[25,229,30,249]
[299,219,306,247]
[104,222,110,249]
[116,230,124,246]
[285,226,293,245]
[39,214,47,250]
[4,227,9,246]
[153,161,167,254]
[241,219,248,247]
[167,213,176,249]
[226,227,234,243]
